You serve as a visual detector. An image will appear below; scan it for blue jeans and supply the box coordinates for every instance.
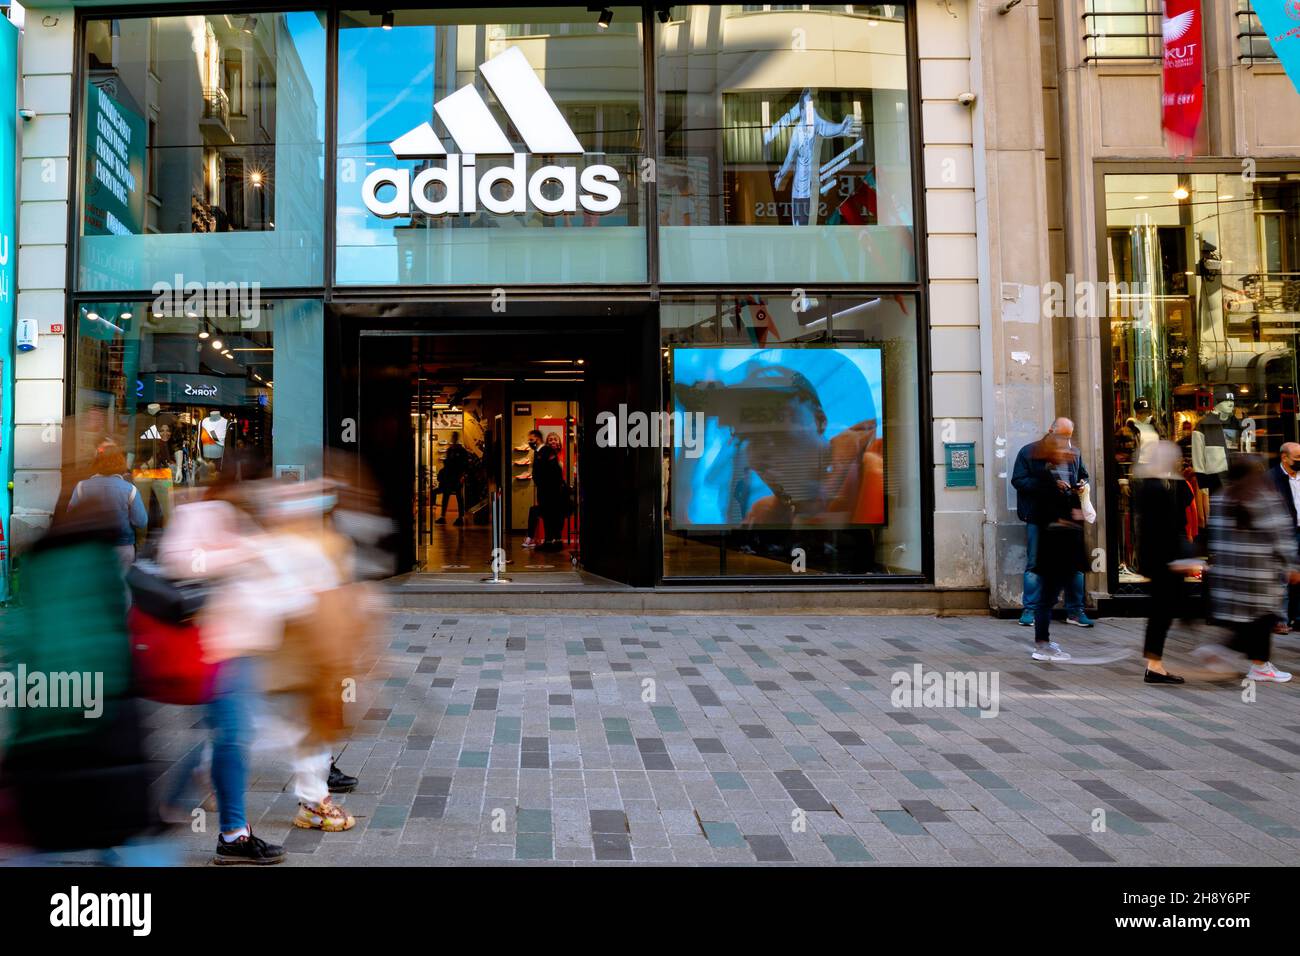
[1024,523,1084,616]
[166,656,258,834]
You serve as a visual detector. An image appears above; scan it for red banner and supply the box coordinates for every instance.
[1161,0,1204,152]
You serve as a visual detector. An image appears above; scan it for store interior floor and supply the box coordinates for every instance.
[415,497,577,574]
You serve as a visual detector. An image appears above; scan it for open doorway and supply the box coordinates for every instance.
[353,320,654,585]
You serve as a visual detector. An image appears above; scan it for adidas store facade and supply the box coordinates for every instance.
[16,2,998,607]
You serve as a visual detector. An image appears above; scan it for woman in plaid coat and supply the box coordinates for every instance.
[1203,456,1297,683]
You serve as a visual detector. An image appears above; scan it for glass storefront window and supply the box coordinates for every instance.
[1105,171,1300,588]
[655,4,914,283]
[73,297,324,538]
[335,7,647,285]
[661,291,921,576]
[78,12,327,291]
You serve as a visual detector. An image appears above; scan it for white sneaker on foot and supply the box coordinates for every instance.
[1031,641,1071,662]
[1245,662,1292,683]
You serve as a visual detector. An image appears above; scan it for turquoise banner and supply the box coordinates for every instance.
[1253,0,1300,95]
[0,14,16,599]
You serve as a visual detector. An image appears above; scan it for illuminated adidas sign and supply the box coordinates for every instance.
[362,46,621,218]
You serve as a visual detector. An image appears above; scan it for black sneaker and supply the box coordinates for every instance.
[213,831,286,865]
[328,762,358,794]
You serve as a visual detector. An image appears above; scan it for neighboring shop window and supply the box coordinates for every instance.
[655,4,914,283]
[660,292,921,577]
[335,7,647,285]
[1105,172,1300,589]
[73,297,324,536]
[78,12,327,291]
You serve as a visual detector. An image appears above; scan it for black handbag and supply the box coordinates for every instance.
[126,559,208,624]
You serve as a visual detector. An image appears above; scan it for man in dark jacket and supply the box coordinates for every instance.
[1011,417,1095,628]
[1269,442,1300,630]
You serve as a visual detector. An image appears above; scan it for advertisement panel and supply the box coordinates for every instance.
[670,346,885,530]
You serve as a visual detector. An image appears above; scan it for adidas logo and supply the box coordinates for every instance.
[363,46,622,219]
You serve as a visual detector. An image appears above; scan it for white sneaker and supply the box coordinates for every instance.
[1032,641,1071,662]
[1245,662,1292,683]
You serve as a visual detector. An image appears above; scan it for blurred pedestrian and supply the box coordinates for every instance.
[1198,456,1296,683]
[68,445,147,573]
[157,474,289,864]
[1268,442,1300,632]
[1026,432,1087,661]
[1133,441,1196,684]
[1012,417,1095,629]
[0,496,154,857]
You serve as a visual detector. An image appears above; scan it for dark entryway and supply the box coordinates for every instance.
[329,304,659,587]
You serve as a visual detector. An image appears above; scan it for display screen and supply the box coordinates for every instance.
[670,347,885,530]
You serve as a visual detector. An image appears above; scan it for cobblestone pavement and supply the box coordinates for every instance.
[143,612,1300,865]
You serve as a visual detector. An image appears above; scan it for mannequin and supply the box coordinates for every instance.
[1192,386,1238,499]
[133,403,181,530]
[1125,398,1161,467]
[200,409,228,472]
[772,89,860,226]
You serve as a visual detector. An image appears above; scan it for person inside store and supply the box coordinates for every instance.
[532,430,569,552]
[1269,442,1300,632]
[133,406,181,539]
[436,431,471,526]
[1011,418,1096,629]
[520,429,544,549]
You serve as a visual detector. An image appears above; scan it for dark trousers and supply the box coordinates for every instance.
[439,485,463,517]
[540,503,566,543]
[1228,615,1274,663]
[1289,527,1300,624]
[1143,569,1180,660]
[1034,571,1072,643]
[526,505,542,539]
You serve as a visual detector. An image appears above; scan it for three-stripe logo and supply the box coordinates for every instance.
[362,46,622,219]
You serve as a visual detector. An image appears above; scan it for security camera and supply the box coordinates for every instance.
[956,92,977,107]
[18,108,34,120]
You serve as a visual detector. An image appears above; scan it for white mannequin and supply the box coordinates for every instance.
[1126,399,1159,467]
[202,410,228,460]
[1191,394,1236,478]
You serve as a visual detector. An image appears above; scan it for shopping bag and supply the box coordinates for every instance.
[128,607,217,705]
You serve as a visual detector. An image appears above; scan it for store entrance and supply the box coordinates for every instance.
[352,319,655,586]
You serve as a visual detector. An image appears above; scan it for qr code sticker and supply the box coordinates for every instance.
[950,449,970,470]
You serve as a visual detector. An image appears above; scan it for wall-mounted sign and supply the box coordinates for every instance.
[139,373,250,408]
[944,442,977,489]
[1252,1,1300,95]
[1160,0,1203,152]
[83,81,146,236]
[363,47,621,219]
[513,403,532,416]
[0,14,16,599]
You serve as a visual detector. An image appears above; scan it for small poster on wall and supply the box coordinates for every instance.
[430,411,464,430]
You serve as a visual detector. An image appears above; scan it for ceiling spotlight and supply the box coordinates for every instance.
[381,10,394,29]
[597,7,613,29]
[120,311,133,320]
[222,350,233,358]
[86,311,100,321]
[199,330,210,339]
[211,339,224,350]
[242,15,258,34]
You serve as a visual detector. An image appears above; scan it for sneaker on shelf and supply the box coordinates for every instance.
[327,762,358,794]
[213,831,285,866]
[1031,641,1071,662]
[513,457,532,466]
[515,472,532,481]
[1066,612,1096,628]
[1245,662,1293,683]
[1018,608,1034,626]
[293,798,356,832]
[514,443,531,451]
